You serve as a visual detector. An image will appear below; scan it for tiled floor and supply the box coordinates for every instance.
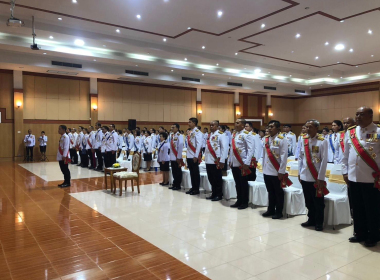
[2,161,380,280]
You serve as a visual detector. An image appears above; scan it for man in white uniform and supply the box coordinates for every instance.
[205,120,228,201]
[75,126,83,166]
[295,125,307,160]
[169,123,184,191]
[282,124,297,157]
[24,129,35,162]
[94,122,104,171]
[244,122,261,181]
[57,125,71,188]
[186,118,203,195]
[342,107,380,247]
[298,119,328,231]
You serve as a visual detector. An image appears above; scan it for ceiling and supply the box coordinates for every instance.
[0,0,379,96]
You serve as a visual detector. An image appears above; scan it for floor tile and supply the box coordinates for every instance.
[203,263,252,280]
[230,254,278,276]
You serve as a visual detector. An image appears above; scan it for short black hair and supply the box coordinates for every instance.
[60,125,67,131]
[96,122,101,127]
[79,126,84,129]
[220,125,226,132]
[189,118,198,125]
[136,130,141,136]
[146,131,151,136]
[173,123,180,130]
[151,128,156,133]
[268,120,281,128]
[283,124,291,128]
[246,121,253,128]
[237,118,247,125]
[118,130,122,134]
[83,128,88,133]
[136,127,140,130]
[102,126,109,131]
[197,126,201,130]
[322,127,329,132]
[332,120,343,130]
[41,131,45,134]
[160,132,168,140]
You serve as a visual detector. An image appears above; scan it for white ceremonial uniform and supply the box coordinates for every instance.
[262,134,288,176]
[76,131,83,149]
[186,128,203,159]
[151,134,157,150]
[38,135,48,146]
[298,134,328,182]
[101,132,107,153]
[228,130,255,167]
[295,134,305,160]
[342,123,380,183]
[105,132,115,152]
[73,132,78,148]
[283,131,297,156]
[94,128,103,149]
[117,134,123,150]
[111,130,118,152]
[333,131,345,164]
[251,131,262,160]
[157,141,170,162]
[86,131,95,149]
[327,132,339,162]
[81,134,88,150]
[142,136,153,154]
[57,134,70,161]
[133,136,141,153]
[225,130,232,145]
[169,132,184,161]
[202,132,208,149]
[24,134,35,146]
[204,130,228,164]
[68,133,74,149]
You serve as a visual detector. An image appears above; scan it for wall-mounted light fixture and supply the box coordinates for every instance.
[268,112,273,117]
[16,101,22,108]
[92,104,98,111]
[198,110,202,114]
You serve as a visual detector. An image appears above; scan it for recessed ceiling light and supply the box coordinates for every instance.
[202,46,205,49]
[340,20,344,22]
[325,42,329,46]
[340,77,343,78]
[337,62,340,63]
[163,38,167,42]
[72,0,77,3]
[74,39,84,46]
[184,58,187,61]
[368,72,371,74]
[93,59,96,61]
[58,17,62,21]
[328,75,330,76]
[136,14,141,19]
[368,29,373,34]
[43,53,47,55]
[235,52,238,55]
[315,56,319,60]
[356,65,358,67]
[261,23,265,28]
[268,72,270,73]
[289,75,292,77]
[135,65,138,67]
[216,63,219,66]
[49,36,54,39]
[371,55,374,57]
[334,44,345,51]
[295,33,301,38]
[116,29,120,33]
[202,74,204,76]
[187,27,191,29]
[291,51,294,53]
[217,11,223,17]
[171,69,174,72]
[244,68,246,69]
[103,45,106,47]
[349,48,353,52]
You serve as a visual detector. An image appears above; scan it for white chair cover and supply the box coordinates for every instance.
[200,172,211,192]
[324,164,351,226]
[248,181,268,206]
[222,171,236,200]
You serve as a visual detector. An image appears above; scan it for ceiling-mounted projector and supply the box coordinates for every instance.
[6,1,24,27]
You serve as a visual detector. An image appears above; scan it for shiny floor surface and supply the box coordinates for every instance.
[1,161,379,280]
[19,162,105,181]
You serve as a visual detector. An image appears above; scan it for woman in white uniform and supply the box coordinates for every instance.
[143,131,153,171]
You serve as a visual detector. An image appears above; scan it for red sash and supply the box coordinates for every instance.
[87,138,92,148]
[187,135,202,163]
[265,137,292,188]
[339,132,345,153]
[303,137,329,197]
[349,128,380,190]
[171,137,184,167]
[206,135,220,169]
[232,137,251,176]
[59,138,71,164]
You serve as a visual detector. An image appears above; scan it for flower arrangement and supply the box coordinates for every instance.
[113,163,121,168]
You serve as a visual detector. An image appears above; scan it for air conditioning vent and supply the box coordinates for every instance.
[227,82,242,87]
[264,86,277,91]
[51,61,82,68]
[118,77,144,82]
[46,70,78,76]
[295,89,306,93]
[125,70,149,76]
[182,77,200,82]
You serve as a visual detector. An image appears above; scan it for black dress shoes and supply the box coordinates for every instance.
[272,214,283,219]
[349,236,365,243]
[315,225,323,231]
[58,182,65,187]
[186,189,193,194]
[211,196,223,202]
[159,182,165,186]
[238,204,249,210]
[301,221,316,228]
[172,187,181,190]
[162,183,169,186]
[59,183,71,188]
[365,240,377,247]
[230,202,241,208]
[189,190,200,195]
[206,195,215,200]
[262,211,275,217]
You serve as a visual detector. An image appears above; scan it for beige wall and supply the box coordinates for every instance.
[23,75,90,120]
[202,92,234,123]
[98,82,197,122]
[294,91,379,124]
[272,97,295,123]
[0,72,14,119]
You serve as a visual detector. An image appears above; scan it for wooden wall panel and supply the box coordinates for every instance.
[247,96,258,116]
[23,75,34,98]
[0,123,13,158]
[0,72,14,120]
[34,98,47,119]
[23,97,35,119]
[46,78,59,99]
[58,99,70,120]
[34,77,47,99]
[202,92,234,123]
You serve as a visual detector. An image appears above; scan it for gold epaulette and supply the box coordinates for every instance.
[377,124,380,128]
[303,135,309,139]
[348,125,357,130]
[196,129,199,132]
[265,135,270,138]
[290,132,295,135]
[318,135,325,141]
[300,133,305,136]
[244,130,249,134]
[251,132,257,135]
[278,135,284,139]
[339,131,345,134]
[218,130,223,134]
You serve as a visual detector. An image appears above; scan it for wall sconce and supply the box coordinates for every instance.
[236,111,241,116]
[92,104,98,111]
[268,112,273,117]
[198,110,202,114]
[16,101,22,108]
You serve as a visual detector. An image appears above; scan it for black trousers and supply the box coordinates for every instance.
[26,146,34,160]
[232,167,249,205]
[111,151,116,165]
[105,151,114,168]
[171,160,182,188]
[248,167,257,181]
[80,150,88,167]
[301,180,325,226]
[206,164,223,197]
[95,148,103,169]
[350,181,380,241]
[69,149,78,164]
[59,160,71,184]
[87,149,93,167]
[264,174,284,215]
[187,158,200,191]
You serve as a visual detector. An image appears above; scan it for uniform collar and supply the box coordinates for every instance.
[359,122,376,132]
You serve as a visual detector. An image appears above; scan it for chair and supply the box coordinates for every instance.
[248,181,268,207]
[324,164,351,228]
[283,161,306,216]
[113,153,142,196]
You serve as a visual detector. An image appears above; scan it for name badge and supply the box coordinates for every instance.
[312,146,319,153]
[273,140,279,146]
[238,135,243,140]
